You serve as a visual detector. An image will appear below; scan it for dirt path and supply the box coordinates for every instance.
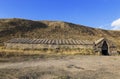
[0,56,120,79]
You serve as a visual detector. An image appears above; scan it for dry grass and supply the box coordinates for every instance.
[0,56,120,79]
[0,18,120,49]
[0,46,95,57]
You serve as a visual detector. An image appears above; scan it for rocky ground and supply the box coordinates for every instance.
[0,55,120,79]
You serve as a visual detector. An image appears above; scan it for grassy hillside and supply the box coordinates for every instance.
[0,18,120,49]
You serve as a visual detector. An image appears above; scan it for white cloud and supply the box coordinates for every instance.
[111,18,120,30]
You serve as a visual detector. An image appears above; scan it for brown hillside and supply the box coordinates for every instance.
[0,18,120,48]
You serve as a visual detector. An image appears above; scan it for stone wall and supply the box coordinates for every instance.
[94,39,118,55]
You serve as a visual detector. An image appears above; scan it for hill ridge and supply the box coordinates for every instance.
[0,18,120,48]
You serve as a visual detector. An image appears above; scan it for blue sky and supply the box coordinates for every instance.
[0,0,120,30]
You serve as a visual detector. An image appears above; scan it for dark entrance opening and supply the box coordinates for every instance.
[102,41,109,55]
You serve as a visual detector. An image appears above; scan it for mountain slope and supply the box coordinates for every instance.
[0,18,120,48]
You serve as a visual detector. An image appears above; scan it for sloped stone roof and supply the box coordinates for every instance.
[94,38,104,45]
[94,38,116,47]
[5,38,93,45]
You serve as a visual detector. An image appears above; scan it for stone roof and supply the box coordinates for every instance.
[94,38,116,47]
[5,38,93,45]
[94,38,104,45]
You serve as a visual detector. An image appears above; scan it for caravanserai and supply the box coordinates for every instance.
[4,38,118,55]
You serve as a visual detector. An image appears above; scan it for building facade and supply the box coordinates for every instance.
[4,38,118,55]
[94,38,117,55]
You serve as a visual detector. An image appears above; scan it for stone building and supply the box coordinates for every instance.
[94,38,117,55]
[4,38,118,55]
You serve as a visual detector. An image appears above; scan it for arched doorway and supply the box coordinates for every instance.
[102,41,109,55]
